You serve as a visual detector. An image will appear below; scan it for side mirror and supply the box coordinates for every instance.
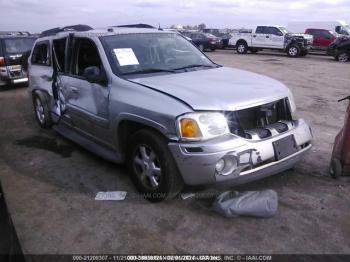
[83,66,107,85]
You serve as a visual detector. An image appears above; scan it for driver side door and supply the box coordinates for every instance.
[64,37,110,144]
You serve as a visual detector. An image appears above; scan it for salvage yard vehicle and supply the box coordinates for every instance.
[288,20,350,36]
[330,95,350,178]
[327,35,350,62]
[305,29,337,51]
[181,31,218,51]
[0,32,36,88]
[28,25,313,202]
[229,25,313,57]
[201,28,231,48]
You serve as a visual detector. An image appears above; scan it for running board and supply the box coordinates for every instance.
[53,123,123,164]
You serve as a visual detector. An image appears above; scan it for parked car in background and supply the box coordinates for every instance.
[181,31,217,51]
[305,29,338,51]
[229,25,313,57]
[288,20,350,36]
[201,28,231,48]
[29,25,312,202]
[327,35,350,62]
[0,32,37,88]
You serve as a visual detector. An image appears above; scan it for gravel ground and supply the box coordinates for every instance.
[0,50,349,255]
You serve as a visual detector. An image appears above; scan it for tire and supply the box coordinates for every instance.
[32,91,52,129]
[198,44,204,52]
[236,41,248,54]
[287,45,300,57]
[329,158,342,179]
[335,50,349,62]
[127,129,184,202]
[300,50,308,56]
[250,48,259,54]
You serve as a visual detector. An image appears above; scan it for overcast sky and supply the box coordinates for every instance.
[0,0,349,32]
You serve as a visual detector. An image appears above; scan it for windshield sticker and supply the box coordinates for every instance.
[113,48,139,66]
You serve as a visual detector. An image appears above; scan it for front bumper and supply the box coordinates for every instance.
[169,119,312,186]
[0,66,28,86]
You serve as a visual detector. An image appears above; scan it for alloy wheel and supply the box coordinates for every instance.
[289,47,298,56]
[133,145,162,190]
[338,53,349,62]
[35,98,45,124]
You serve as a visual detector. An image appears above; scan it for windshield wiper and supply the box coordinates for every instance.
[122,68,176,75]
[172,64,218,71]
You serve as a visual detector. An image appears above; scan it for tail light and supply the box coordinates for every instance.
[0,57,5,66]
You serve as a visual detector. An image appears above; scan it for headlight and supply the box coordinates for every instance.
[177,112,230,141]
[287,88,296,114]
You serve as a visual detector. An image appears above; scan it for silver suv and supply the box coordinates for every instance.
[28,25,313,202]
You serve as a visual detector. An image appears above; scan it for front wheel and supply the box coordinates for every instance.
[330,158,342,179]
[287,45,300,57]
[127,129,184,202]
[335,50,349,62]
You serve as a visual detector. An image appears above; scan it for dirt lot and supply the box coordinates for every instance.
[0,50,350,254]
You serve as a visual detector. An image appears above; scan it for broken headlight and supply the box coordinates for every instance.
[177,112,230,141]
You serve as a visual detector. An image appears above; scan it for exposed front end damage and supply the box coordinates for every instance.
[284,33,313,51]
[168,98,312,186]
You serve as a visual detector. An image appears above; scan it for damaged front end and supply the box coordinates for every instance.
[284,33,313,50]
[168,97,313,186]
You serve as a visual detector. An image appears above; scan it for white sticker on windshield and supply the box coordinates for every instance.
[113,48,139,66]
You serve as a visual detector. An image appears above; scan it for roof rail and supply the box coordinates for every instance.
[115,24,156,29]
[40,24,93,37]
[0,31,31,36]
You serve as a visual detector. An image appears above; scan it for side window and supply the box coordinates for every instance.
[31,42,50,66]
[256,26,267,34]
[53,38,67,72]
[72,38,102,77]
[268,27,283,36]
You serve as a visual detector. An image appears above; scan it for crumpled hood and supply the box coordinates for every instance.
[130,67,290,111]
[287,33,313,40]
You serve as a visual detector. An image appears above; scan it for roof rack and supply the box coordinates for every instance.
[40,24,93,37]
[115,24,156,29]
[0,31,31,36]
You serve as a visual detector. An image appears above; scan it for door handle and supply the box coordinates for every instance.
[266,36,270,38]
[253,35,257,38]
[70,87,79,93]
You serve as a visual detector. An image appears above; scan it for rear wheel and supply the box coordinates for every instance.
[287,45,300,57]
[33,92,52,128]
[236,41,248,54]
[329,158,342,179]
[127,129,184,202]
[336,51,349,62]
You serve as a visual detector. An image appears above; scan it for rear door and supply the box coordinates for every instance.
[29,40,53,93]
[252,26,269,47]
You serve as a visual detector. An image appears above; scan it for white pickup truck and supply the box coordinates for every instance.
[229,26,313,57]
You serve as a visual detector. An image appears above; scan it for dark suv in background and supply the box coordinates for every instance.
[0,32,37,88]
[327,35,350,62]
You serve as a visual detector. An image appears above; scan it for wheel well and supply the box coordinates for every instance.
[236,39,247,46]
[118,120,168,156]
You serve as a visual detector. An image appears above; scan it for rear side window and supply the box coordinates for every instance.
[31,41,50,66]
[53,38,67,72]
[256,26,267,34]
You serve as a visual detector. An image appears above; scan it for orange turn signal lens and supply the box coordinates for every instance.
[180,118,202,139]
